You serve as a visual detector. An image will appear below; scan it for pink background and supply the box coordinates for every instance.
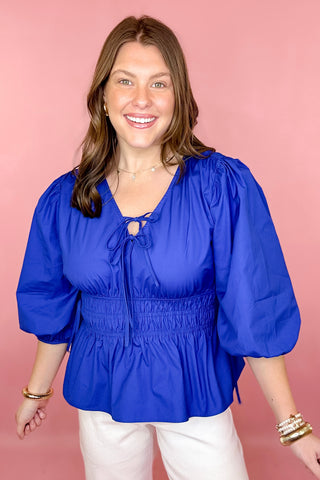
[1,0,320,478]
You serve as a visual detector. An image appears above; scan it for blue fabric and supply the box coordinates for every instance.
[16,152,300,422]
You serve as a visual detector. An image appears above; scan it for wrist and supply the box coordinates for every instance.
[27,379,53,395]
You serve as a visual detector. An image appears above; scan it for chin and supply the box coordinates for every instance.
[129,144,159,152]
[123,137,161,151]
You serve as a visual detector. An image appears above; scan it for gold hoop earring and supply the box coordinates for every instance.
[103,104,109,117]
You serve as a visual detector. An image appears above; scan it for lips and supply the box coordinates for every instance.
[126,115,156,124]
[124,114,157,128]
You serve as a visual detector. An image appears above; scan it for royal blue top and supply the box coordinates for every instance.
[17,152,300,422]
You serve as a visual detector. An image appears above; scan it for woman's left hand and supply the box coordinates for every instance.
[289,433,320,478]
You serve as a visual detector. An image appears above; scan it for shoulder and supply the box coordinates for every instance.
[186,151,255,205]
[185,150,251,179]
[36,171,76,213]
[192,150,250,175]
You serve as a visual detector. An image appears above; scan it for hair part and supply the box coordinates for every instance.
[71,15,215,218]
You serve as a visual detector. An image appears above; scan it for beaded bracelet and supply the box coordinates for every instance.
[277,414,305,435]
[22,386,54,400]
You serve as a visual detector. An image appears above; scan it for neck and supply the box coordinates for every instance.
[116,145,164,172]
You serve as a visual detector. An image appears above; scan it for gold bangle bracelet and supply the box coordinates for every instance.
[22,386,54,400]
[280,423,313,446]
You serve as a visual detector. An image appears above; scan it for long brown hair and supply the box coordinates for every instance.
[71,15,215,218]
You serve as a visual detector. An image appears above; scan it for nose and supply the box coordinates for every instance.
[132,84,151,109]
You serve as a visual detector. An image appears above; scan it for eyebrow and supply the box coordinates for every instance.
[110,69,171,79]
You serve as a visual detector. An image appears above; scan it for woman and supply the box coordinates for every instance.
[15,15,320,480]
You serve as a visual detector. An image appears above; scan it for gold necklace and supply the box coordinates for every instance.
[117,161,163,181]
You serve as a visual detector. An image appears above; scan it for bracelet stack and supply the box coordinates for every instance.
[22,386,54,400]
[276,413,312,445]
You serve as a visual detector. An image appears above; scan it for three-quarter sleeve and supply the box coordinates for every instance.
[210,155,300,357]
[17,176,79,344]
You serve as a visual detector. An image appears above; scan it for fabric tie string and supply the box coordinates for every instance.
[67,293,82,352]
[106,213,160,346]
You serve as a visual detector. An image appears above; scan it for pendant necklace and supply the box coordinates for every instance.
[117,161,163,181]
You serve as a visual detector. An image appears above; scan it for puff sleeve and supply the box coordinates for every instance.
[16,176,79,345]
[210,156,300,357]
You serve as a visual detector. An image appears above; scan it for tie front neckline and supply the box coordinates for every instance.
[106,212,160,346]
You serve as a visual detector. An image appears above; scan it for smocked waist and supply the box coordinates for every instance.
[80,291,217,335]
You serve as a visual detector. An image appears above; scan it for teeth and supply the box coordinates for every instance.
[126,115,156,124]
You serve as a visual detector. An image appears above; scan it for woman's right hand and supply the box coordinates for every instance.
[15,398,49,439]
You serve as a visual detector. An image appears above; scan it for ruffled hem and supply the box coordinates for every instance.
[63,320,244,422]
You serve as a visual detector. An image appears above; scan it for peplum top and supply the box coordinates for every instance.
[16,152,301,422]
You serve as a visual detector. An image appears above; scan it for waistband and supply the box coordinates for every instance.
[80,291,217,336]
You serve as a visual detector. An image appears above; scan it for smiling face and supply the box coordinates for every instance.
[104,42,175,155]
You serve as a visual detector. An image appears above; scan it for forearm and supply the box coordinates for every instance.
[246,355,298,423]
[27,340,68,393]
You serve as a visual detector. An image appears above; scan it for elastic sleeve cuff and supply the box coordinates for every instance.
[37,333,69,344]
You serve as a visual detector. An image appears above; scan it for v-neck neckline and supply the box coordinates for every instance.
[104,164,181,226]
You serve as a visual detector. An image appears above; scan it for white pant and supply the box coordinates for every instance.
[79,408,249,480]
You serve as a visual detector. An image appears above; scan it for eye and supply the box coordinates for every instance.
[119,79,132,86]
[152,81,165,88]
